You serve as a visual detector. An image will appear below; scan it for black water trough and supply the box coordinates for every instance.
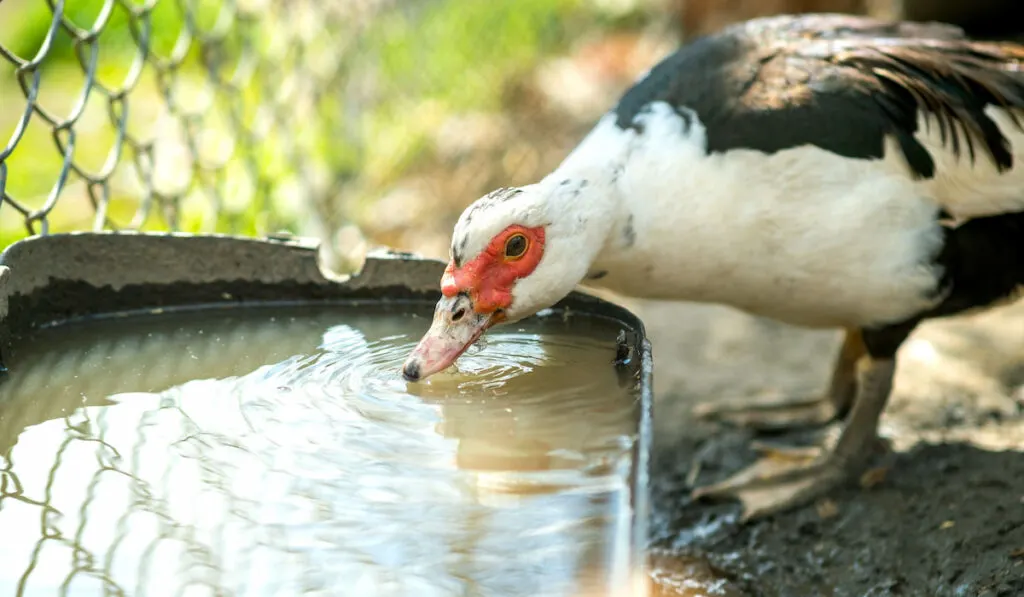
[0,231,654,596]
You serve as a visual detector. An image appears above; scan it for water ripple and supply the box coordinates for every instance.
[0,306,643,597]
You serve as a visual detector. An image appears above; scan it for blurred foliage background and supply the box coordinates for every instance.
[1,0,1018,273]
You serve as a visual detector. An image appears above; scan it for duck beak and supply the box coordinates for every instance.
[402,293,498,382]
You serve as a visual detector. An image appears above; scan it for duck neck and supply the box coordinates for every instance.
[538,115,631,270]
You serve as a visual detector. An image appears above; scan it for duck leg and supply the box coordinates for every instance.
[691,324,912,520]
[693,329,864,430]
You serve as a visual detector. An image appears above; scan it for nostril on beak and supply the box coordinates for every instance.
[402,361,421,382]
[451,307,466,322]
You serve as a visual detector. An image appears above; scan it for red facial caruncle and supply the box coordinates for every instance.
[441,224,546,315]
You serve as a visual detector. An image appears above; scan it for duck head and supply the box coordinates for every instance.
[401,177,618,382]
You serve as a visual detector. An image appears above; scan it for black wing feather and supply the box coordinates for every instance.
[613,14,1024,180]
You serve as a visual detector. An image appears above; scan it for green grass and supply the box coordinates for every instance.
[344,0,591,194]
[374,0,582,111]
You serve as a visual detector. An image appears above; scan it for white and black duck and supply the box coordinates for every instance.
[401,13,1024,520]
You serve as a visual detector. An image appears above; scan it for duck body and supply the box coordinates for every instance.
[559,13,1024,330]
[577,104,947,329]
[403,13,1024,520]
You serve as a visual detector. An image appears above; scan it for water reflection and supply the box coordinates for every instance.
[0,305,645,596]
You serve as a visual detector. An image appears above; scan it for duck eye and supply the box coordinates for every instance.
[504,233,528,259]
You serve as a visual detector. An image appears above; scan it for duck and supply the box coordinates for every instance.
[400,13,1024,521]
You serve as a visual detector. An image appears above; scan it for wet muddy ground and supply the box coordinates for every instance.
[622,295,1024,596]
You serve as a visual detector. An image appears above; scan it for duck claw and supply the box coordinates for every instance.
[691,451,848,522]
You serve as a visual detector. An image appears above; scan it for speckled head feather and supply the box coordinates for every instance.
[451,187,524,266]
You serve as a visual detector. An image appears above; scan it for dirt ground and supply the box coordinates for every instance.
[616,295,1024,596]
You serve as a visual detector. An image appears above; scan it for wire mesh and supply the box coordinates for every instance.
[0,0,400,249]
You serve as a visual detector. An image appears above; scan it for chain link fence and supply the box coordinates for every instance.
[0,0,674,273]
[1,0,381,248]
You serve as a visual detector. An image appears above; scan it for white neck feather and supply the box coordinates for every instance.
[544,116,632,265]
